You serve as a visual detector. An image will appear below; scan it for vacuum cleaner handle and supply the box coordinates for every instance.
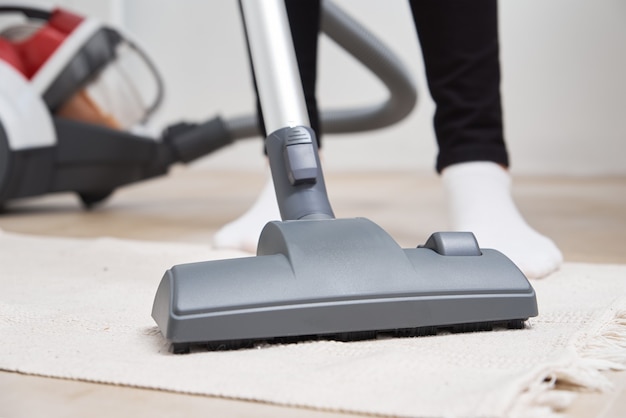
[240,0,334,221]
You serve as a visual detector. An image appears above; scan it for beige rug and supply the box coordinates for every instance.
[0,230,624,417]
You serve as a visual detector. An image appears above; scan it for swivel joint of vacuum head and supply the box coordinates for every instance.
[266,126,334,221]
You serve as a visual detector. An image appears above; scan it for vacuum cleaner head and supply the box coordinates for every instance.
[152,219,537,353]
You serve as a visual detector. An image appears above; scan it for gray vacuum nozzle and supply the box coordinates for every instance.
[152,219,537,352]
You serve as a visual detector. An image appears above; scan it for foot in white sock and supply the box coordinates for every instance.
[212,176,281,253]
[441,161,563,279]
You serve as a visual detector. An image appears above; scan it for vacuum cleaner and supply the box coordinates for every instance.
[151,0,538,353]
[0,1,416,208]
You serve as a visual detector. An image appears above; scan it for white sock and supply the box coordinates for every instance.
[441,161,563,279]
[212,175,281,253]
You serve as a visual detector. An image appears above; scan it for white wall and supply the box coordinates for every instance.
[7,0,626,175]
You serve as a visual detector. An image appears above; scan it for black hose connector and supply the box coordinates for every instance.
[163,116,234,164]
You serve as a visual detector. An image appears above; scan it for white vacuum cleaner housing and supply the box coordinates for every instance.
[0,59,55,152]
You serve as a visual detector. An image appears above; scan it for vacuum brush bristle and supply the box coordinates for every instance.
[170,318,527,354]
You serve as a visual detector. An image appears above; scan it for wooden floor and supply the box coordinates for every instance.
[1,168,625,417]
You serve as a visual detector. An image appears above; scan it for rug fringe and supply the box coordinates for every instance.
[578,309,626,367]
[511,303,626,418]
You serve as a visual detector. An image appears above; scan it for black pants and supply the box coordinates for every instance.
[252,0,509,173]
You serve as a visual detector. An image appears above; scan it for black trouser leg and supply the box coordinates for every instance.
[409,0,509,172]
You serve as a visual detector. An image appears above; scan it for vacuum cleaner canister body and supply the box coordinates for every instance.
[152,218,538,353]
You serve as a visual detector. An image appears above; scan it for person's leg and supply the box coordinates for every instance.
[409,0,508,172]
[213,0,321,252]
[410,0,562,278]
